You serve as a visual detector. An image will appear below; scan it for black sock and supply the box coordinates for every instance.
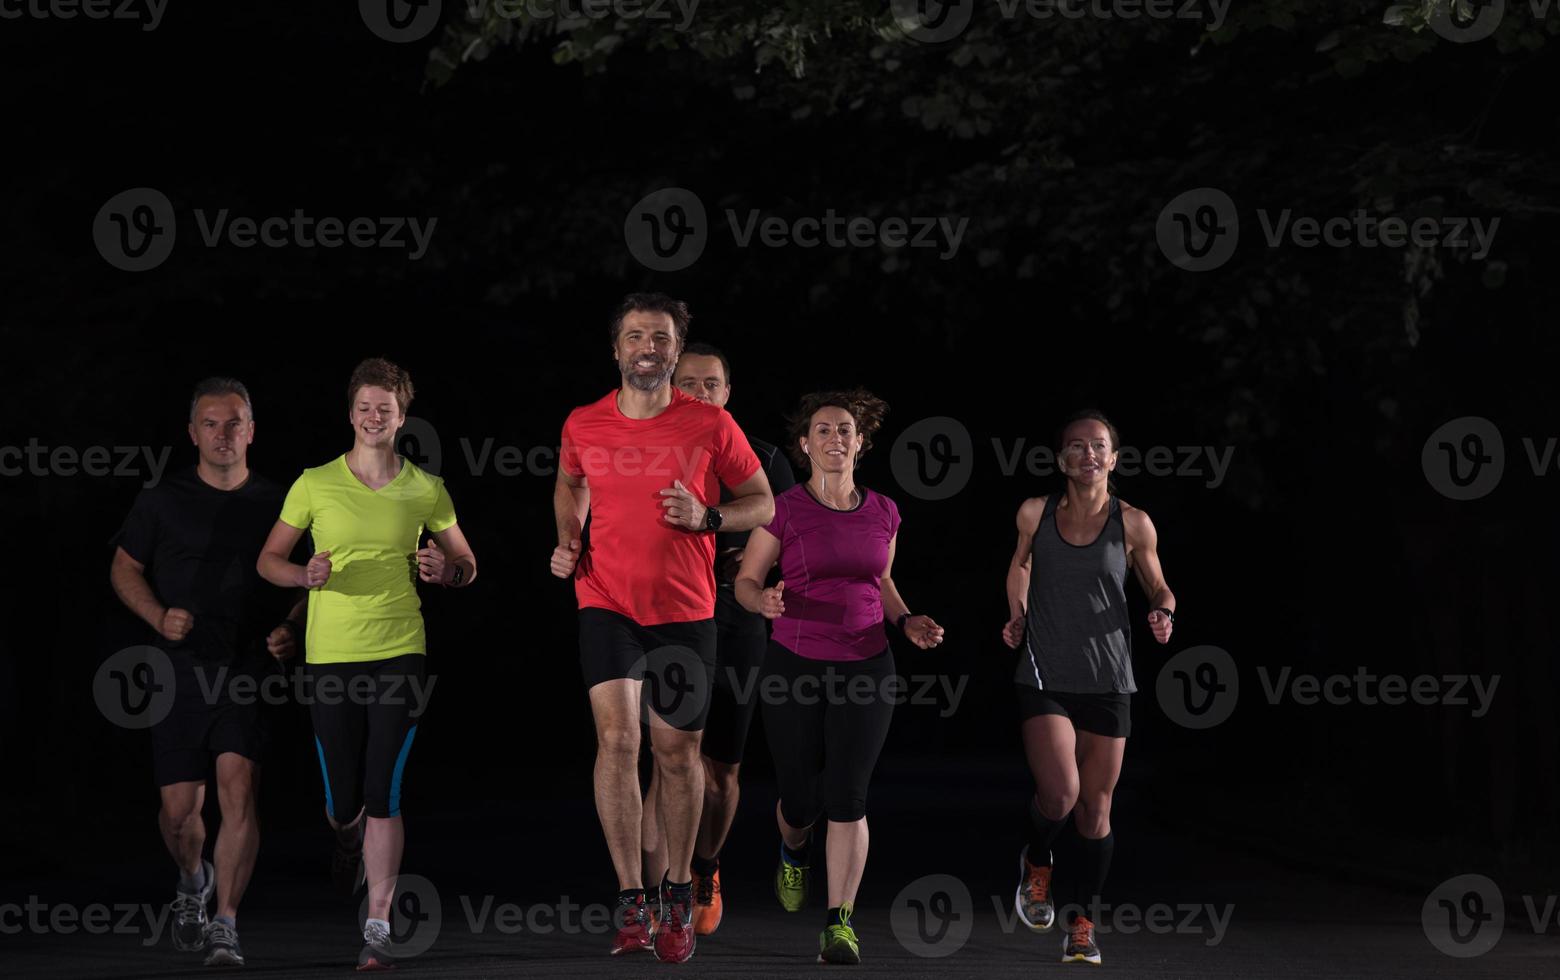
[825,906,847,927]
[782,837,811,866]
[1072,831,1114,924]
[617,887,646,906]
[1025,796,1068,866]
[691,853,718,877]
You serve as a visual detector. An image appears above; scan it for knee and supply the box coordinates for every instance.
[653,739,700,776]
[703,762,739,804]
[1073,793,1112,836]
[597,726,640,761]
[825,800,866,823]
[161,800,201,831]
[1034,785,1078,821]
[217,780,256,819]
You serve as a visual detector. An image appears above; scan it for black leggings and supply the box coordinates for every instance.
[760,641,895,826]
[308,654,426,822]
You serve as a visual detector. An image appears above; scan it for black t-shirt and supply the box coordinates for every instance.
[115,467,288,663]
[716,435,796,618]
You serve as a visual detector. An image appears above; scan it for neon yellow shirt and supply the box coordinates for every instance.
[279,455,457,664]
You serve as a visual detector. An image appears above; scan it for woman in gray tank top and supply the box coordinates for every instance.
[999,410,1177,966]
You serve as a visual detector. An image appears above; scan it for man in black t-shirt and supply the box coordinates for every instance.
[644,343,798,934]
[109,377,304,967]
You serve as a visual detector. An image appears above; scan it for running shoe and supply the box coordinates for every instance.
[1061,915,1101,965]
[692,868,723,935]
[332,820,366,896]
[774,846,810,913]
[357,920,397,971]
[653,881,696,963]
[171,859,215,952]
[1015,845,1056,932]
[203,919,244,966]
[611,893,654,955]
[818,902,861,965]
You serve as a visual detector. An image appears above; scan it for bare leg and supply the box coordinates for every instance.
[159,780,207,880]
[363,816,405,923]
[212,754,260,920]
[649,718,704,884]
[642,766,669,886]
[825,817,869,908]
[590,679,644,890]
[695,758,741,860]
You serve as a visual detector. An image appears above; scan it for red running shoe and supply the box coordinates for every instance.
[654,882,696,963]
[611,893,653,955]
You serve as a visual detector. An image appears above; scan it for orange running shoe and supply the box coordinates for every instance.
[1061,914,1101,965]
[1015,845,1055,932]
[692,868,723,935]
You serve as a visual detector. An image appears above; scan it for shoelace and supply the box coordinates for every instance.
[171,894,204,923]
[694,875,717,905]
[662,895,687,930]
[206,921,237,947]
[617,897,649,930]
[1025,864,1052,903]
[1070,916,1094,947]
[781,863,807,887]
[363,921,392,949]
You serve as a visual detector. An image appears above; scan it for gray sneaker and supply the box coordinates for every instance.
[1015,845,1056,932]
[203,919,245,966]
[357,920,397,971]
[171,859,215,951]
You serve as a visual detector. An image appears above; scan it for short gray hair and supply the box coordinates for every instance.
[189,377,254,421]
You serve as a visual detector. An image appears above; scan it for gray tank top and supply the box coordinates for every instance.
[1014,494,1136,694]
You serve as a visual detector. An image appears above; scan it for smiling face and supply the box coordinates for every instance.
[799,405,863,476]
[614,309,681,393]
[349,384,406,450]
[1058,417,1117,486]
[188,393,253,469]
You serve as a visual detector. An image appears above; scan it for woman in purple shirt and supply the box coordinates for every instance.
[735,389,945,964]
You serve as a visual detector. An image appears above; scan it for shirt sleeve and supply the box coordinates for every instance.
[713,411,762,488]
[426,479,457,533]
[559,411,585,479]
[114,489,159,565]
[762,490,789,540]
[278,472,313,530]
[884,493,902,539]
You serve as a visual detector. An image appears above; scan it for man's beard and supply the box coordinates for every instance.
[621,355,674,392]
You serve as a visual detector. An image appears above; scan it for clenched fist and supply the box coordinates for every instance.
[551,538,581,579]
[160,607,194,642]
[302,550,332,588]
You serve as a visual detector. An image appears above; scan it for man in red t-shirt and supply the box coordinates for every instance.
[550,292,774,964]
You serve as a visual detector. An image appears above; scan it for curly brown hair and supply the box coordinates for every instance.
[785,389,890,473]
[347,357,415,416]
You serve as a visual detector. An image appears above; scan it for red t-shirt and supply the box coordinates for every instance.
[561,388,762,625]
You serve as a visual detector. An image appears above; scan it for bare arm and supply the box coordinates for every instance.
[257,520,321,589]
[881,534,944,650]
[419,522,478,587]
[551,468,589,579]
[1124,504,1175,644]
[733,526,783,616]
[1002,497,1045,648]
[110,547,181,639]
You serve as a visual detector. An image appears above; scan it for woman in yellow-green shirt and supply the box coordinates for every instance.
[258,358,476,971]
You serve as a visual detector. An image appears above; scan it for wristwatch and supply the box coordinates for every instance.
[896,612,912,631]
[704,506,724,532]
[1153,606,1175,623]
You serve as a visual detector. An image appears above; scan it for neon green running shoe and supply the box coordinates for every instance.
[818,903,861,964]
[774,845,811,912]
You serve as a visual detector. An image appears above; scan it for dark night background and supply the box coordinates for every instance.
[3,1,1559,976]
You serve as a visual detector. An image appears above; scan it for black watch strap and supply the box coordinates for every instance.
[704,506,723,532]
[1154,606,1175,623]
[896,612,912,631]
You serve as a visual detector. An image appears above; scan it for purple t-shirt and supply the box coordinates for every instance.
[763,483,901,662]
